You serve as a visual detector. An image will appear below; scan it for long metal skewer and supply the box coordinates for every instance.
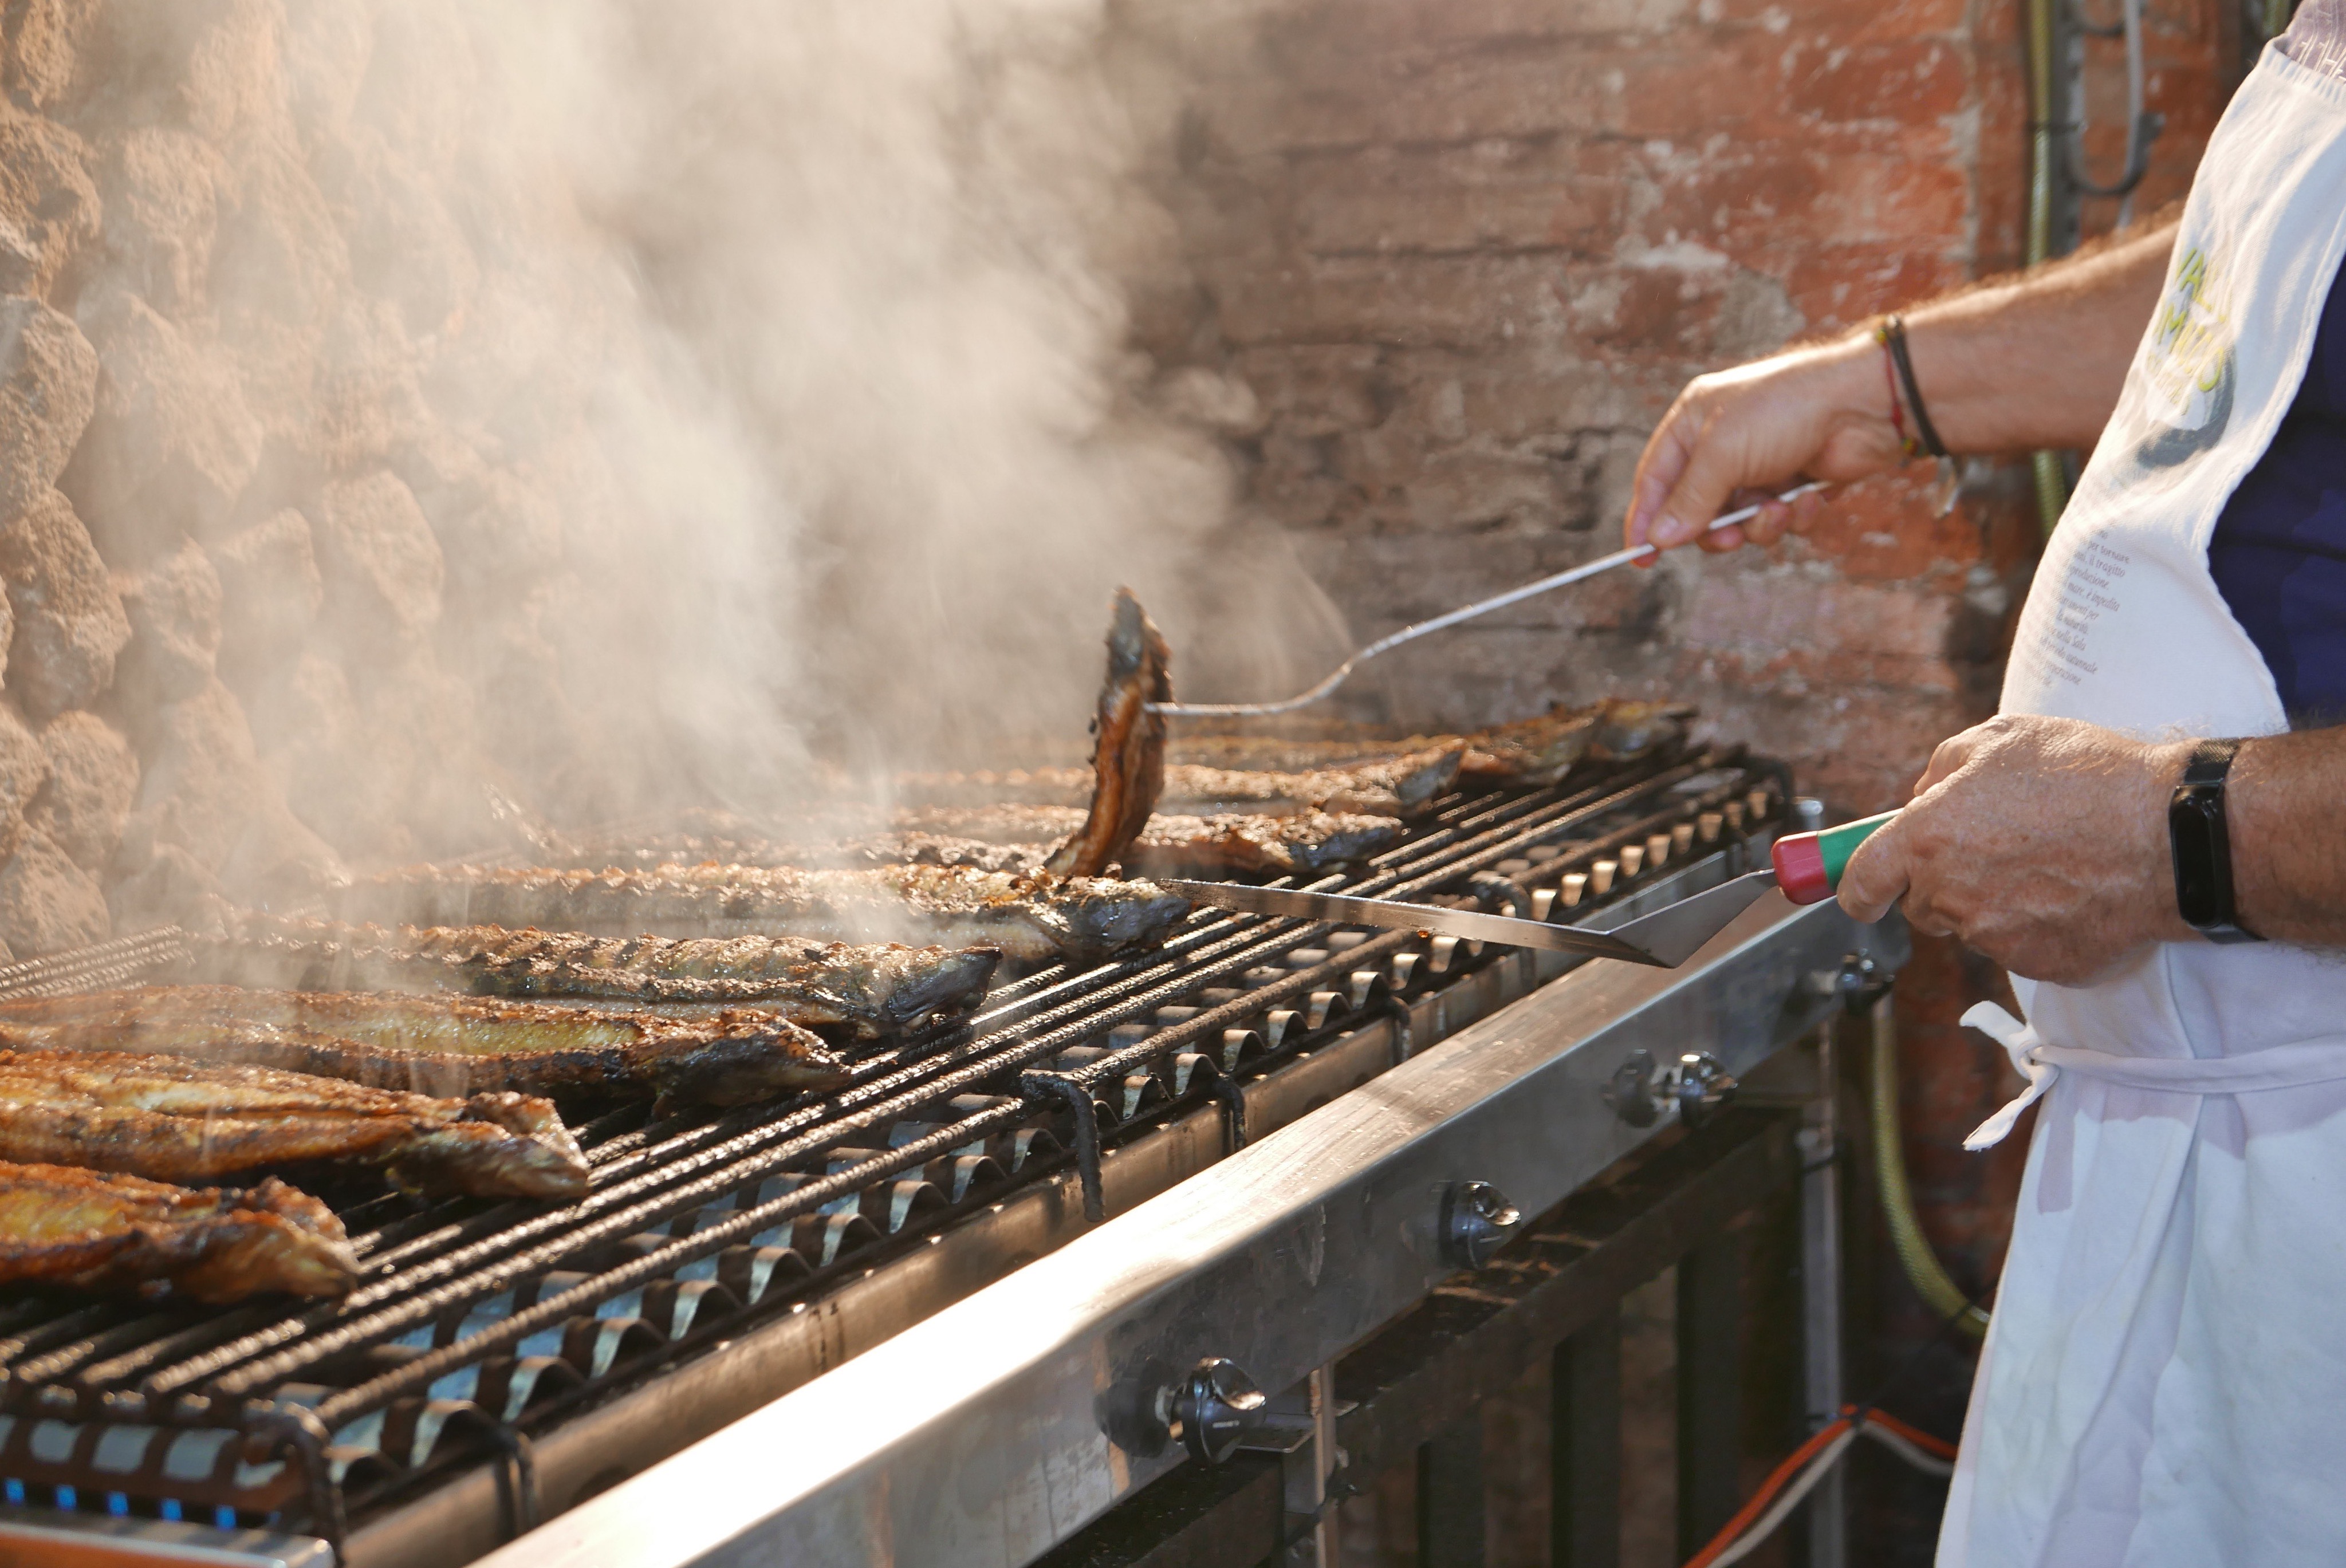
[1149,482,1827,718]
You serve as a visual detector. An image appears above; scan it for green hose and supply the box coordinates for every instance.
[2025,0,2070,537]
[1869,998,1993,1338]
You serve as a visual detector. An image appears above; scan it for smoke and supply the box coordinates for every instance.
[512,0,1247,773]
[20,0,1335,917]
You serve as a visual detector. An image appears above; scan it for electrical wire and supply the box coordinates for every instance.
[1680,1287,1979,1568]
[1147,483,1825,718]
[1682,1405,1961,1568]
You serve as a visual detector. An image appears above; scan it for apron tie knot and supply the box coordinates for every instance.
[1962,1002,2053,1150]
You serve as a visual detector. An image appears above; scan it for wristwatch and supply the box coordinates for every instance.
[2167,738,2263,943]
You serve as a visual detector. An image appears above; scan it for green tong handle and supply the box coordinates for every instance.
[1770,809,1898,905]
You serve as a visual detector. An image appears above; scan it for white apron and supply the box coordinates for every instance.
[1933,42,2346,1568]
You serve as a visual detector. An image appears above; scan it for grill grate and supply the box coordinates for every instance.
[0,744,1785,1550]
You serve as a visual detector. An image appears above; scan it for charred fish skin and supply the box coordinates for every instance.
[1043,588,1171,879]
[883,806,1403,880]
[187,908,1001,1039]
[1162,699,1691,790]
[0,1163,359,1302]
[419,928,1003,1034]
[388,1092,592,1199]
[334,863,1182,971]
[1121,811,1406,880]
[860,866,1190,966]
[0,1049,589,1200]
[0,985,857,1109]
[1026,876,1195,964]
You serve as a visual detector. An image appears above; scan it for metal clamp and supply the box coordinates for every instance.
[1439,1181,1523,1269]
[1672,1051,1737,1129]
[1835,951,1892,1016]
[1603,1048,1738,1129]
[1604,1047,1664,1128]
[1170,1358,1268,1464]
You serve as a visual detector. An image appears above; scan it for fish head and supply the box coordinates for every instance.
[391,1116,591,1201]
[870,946,1002,1033]
[645,1022,855,1112]
[175,1181,360,1301]
[1040,880,1192,964]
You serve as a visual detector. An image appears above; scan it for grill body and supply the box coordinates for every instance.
[0,749,1902,1567]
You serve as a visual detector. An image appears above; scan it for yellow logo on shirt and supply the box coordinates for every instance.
[2132,241,2237,468]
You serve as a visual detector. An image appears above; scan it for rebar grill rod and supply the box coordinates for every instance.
[0,746,1776,1542]
[21,756,1718,1411]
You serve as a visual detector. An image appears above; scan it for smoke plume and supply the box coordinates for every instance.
[0,0,1326,948]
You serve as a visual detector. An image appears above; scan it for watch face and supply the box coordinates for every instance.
[2169,787,2225,928]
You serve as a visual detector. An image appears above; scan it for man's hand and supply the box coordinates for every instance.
[1838,714,2194,984]
[1626,338,1897,556]
[1623,215,2176,561]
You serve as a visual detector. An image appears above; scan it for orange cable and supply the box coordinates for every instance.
[1679,1417,1853,1568]
[1859,1405,1959,1461]
[1679,1406,1960,1568]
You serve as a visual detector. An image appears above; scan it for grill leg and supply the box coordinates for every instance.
[1280,1362,1341,1566]
[1416,1413,1485,1568]
[1551,1305,1621,1568]
[1677,1232,1742,1558]
[1800,1025,1847,1568]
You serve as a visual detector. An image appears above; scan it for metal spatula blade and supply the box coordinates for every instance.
[1160,812,1895,970]
[1158,870,1778,969]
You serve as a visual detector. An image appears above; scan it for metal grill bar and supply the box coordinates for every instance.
[0,744,1781,1546]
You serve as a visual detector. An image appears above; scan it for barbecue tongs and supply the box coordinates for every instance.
[1162,812,1894,969]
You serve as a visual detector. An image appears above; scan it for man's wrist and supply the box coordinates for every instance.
[1808,333,1905,472]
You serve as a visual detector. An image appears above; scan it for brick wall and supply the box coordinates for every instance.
[1114,0,2231,805]
[1108,0,2237,1553]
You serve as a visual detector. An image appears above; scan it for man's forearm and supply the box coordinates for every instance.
[2228,729,2346,944]
[1627,208,2182,554]
[1899,215,2179,455]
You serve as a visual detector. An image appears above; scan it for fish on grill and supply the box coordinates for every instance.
[894,744,1465,821]
[0,1050,590,1199]
[336,865,1190,968]
[1120,812,1404,880]
[190,908,1002,1038]
[1164,699,1692,789]
[0,1163,358,1302]
[882,805,1404,880]
[868,833,1055,874]
[1043,588,1171,878]
[0,986,856,1111]
[1154,745,1465,820]
[1456,699,1694,787]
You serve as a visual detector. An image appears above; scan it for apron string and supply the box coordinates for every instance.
[1961,1002,2346,1149]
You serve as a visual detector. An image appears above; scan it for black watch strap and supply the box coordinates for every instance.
[2168,738,2262,943]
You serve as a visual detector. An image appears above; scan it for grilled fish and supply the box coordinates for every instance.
[1154,746,1465,820]
[895,745,1465,821]
[1044,589,1171,878]
[334,865,1190,968]
[882,805,1403,880]
[189,909,1002,1037]
[1164,700,1692,789]
[1457,699,1693,787]
[1120,812,1404,880]
[0,1050,589,1199]
[0,986,855,1110]
[868,833,1054,874]
[0,1163,358,1301]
